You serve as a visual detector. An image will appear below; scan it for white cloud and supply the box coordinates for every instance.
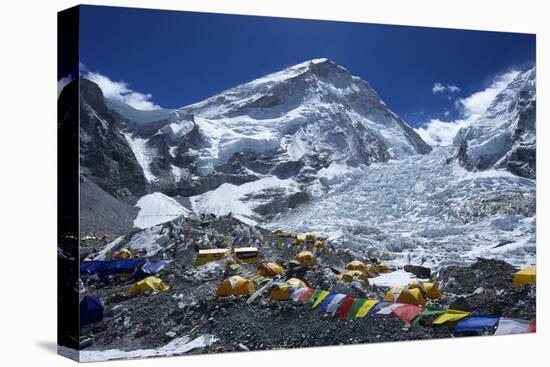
[81,69,161,111]
[432,82,460,94]
[415,118,469,146]
[455,69,520,119]
[417,69,520,147]
[57,75,73,97]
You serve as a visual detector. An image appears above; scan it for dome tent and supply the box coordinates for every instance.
[216,276,256,296]
[256,262,284,276]
[128,276,170,296]
[296,251,316,267]
[408,279,443,300]
[383,287,426,306]
[270,278,307,301]
[336,270,369,285]
[513,266,536,287]
[80,296,104,326]
[346,260,367,272]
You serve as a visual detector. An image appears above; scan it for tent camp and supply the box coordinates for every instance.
[270,278,307,300]
[513,266,536,288]
[132,260,167,281]
[377,263,390,272]
[305,233,317,242]
[256,262,284,276]
[346,260,367,272]
[336,270,369,285]
[216,276,256,296]
[313,240,326,249]
[80,259,147,277]
[194,248,229,267]
[128,276,170,296]
[383,287,426,306]
[80,296,104,326]
[408,280,443,300]
[296,251,316,267]
[455,316,499,335]
[234,247,260,263]
[274,230,296,238]
[113,248,133,259]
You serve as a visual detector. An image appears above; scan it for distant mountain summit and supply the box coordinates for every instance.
[453,68,536,178]
[69,59,433,222]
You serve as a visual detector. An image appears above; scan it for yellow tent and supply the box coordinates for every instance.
[234,247,260,263]
[336,270,369,285]
[274,229,285,237]
[377,263,390,272]
[256,262,284,276]
[513,266,536,288]
[313,240,326,249]
[216,276,256,296]
[114,248,133,259]
[383,287,426,306]
[409,280,443,300]
[274,230,297,238]
[194,248,229,267]
[346,260,367,272]
[432,309,470,325]
[367,264,380,274]
[296,251,316,267]
[270,278,307,300]
[128,276,170,296]
[305,233,317,242]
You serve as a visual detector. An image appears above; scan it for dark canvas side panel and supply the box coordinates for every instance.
[57,5,80,360]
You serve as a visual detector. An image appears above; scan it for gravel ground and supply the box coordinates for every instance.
[79,216,535,356]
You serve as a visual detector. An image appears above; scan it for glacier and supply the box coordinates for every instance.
[266,145,535,269]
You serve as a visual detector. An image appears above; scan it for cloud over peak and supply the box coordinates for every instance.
[455,69,520,119]
[80,65,161,111]
[416,69,520,147]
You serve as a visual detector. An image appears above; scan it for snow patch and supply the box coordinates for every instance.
[77,334,217,362]
[369,270,418,287]
[191,176,299,225]
[121,132,157,183]
[134,192,190,229]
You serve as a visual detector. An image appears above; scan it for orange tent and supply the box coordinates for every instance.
[296,251,316,267]
[256,262,284,276]
[270,278,307,300]
[216,276,256,296]
[346,260,367,272]
[383,287,426,306]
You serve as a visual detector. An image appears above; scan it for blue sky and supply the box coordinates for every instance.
[76,5,535,137]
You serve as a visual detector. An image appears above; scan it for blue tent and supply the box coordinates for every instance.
[132,260,167,281]
[80,296,104,326]
[456,316,499,335]
[80,259,147,276]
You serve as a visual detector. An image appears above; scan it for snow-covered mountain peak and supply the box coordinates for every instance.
[484,67,535,119]
[180,58,380,120]
[78,60,432,215]
[453,67,536,178]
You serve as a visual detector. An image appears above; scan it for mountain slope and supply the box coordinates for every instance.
[453,68,536,178]
[91,59,432,222]
[79,78,148,203]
